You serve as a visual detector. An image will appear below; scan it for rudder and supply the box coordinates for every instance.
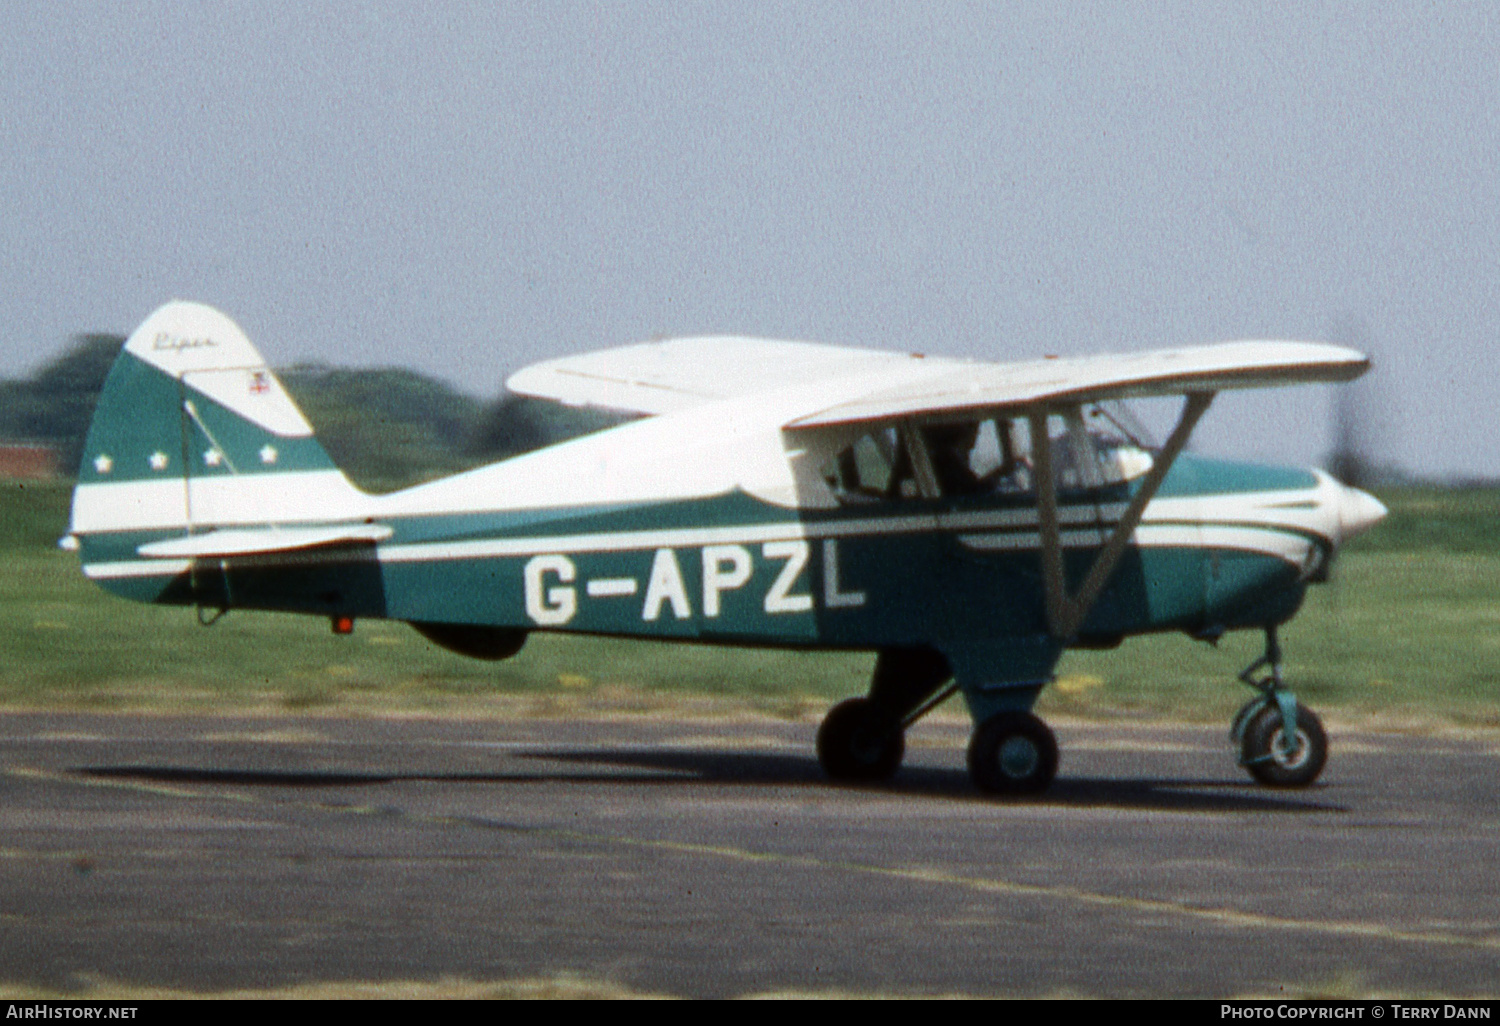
[70,301,372,586]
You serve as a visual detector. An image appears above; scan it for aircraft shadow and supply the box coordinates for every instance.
[532,749,1346,814]
[76,765,661,787]
[80,749,1344,814]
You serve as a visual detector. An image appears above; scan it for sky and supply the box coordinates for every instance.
[3,2,1497,476]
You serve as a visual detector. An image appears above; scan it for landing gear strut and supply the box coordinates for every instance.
[1233,627,1327,787]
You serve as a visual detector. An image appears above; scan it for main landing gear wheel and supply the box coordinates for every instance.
[967,711,1058,796]
[817,697,905,782]
[1239,702,1327,788]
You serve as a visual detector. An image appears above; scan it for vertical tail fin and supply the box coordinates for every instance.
[70,301,372,561]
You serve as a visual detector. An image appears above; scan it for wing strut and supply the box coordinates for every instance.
[1029,391,1215,641]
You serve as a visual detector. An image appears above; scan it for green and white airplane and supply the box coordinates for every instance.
[65,301,1386,795]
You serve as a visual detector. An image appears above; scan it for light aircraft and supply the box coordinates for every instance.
[65,301,1386,795]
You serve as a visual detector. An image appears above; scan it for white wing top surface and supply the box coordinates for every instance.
[505,336,942,415]
[787,340,1369,428]
[400,336,1369,515]
[506,336,1369,427]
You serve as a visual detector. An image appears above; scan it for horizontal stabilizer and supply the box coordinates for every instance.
[137,524,393,559]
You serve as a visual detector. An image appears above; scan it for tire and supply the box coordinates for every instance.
[817,698,905,782]
[1240,702,1328,787]
[1229,697,1264,745]
[967,711,1059,796]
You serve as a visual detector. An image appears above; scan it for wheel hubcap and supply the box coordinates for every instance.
[998,735,1039,778]
[1271,728,1310,770]
[851,723,891,765]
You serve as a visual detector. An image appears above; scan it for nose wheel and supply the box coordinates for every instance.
[1233,627,1328,788]
[1238,701,1327,787]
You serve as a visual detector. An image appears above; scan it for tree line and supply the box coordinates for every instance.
[0,334,631,491]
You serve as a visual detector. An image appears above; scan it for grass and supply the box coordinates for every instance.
[1345,485,1500,554]
[1052,551,1500,727]
[0,540,870,718]
[1,481,869,717]
[5,480,1497,724]
[1050,485,1500,726]
[0,975,670,1000]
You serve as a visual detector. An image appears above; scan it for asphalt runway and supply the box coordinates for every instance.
[2,710,1498,998]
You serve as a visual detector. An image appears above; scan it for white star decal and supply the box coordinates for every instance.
[204,449,223,467]
[148,452,169,471]
[93,454,113,474]
[259,445,278,465]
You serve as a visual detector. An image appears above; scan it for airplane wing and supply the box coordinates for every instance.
[784,340,1369,428]
[505,336,939,415]
[508,336,1366,425]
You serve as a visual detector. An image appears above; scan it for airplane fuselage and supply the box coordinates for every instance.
[80,451,1353,661]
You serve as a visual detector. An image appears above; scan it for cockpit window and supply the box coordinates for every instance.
[820,404,1155,506]
[1040,407,1156,492]
[821,428,922,502]
[922,419,1034,496]
[1078,403,1156,487]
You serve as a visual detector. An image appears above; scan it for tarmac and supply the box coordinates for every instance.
[1,710,1497,998]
